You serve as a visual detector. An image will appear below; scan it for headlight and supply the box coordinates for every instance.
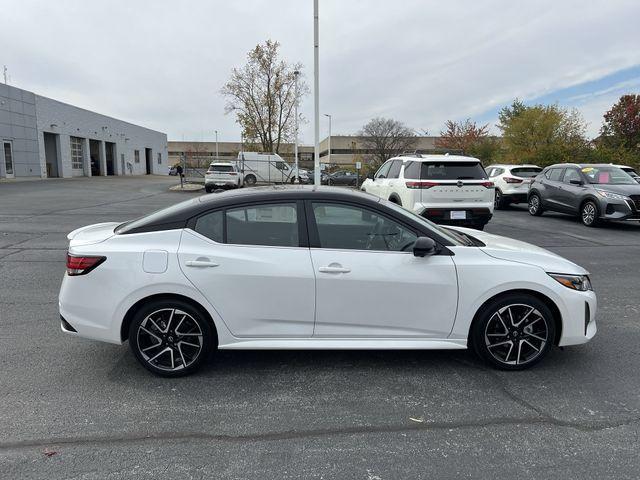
[596,190,629,201]
[548,273,592,291]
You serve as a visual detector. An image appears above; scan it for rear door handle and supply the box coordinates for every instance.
[185,260,219,268]
[319,266,351,274]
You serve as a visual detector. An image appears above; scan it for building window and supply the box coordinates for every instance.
[157,152,162,164]
[70,137,84,170]
[134,150,140,163]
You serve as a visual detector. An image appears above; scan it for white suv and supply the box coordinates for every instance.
[485,164,542,209]
[361,154,494,229]
[204,162,242,192]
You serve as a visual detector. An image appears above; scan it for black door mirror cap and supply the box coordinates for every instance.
[413,236,438,257]
[569,179,583,185]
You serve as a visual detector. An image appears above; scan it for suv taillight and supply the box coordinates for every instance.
[66,253,106,276]
[481,181,495,188]
[503,177,523,184]
[405,181,440,189]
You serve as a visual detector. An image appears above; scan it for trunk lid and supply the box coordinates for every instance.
[67,222,119,247]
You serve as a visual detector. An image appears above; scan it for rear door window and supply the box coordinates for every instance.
[421,162,487,180]
[403,161,420,179]
[546,168,564,182]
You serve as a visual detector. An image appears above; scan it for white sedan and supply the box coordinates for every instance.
[59,186,596,376]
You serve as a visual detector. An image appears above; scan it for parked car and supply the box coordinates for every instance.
[528,163,640,226]
[168,165,179,176]
[307,170,330,185]
[361,154,494,230]
[59,186,596,376]
[613,164,640,183]
[236,152,308,185]
[328,170,359,186]
[486,164,542,209]
[204,162,242,192]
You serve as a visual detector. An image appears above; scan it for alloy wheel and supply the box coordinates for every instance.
[484,304,549,366]
[136,308,204,372]
[582,202,596,226]
[495,190,502,209]
[528,195,540,214]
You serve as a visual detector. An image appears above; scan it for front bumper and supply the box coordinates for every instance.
[557,288,597,346]
[598,197,640,221]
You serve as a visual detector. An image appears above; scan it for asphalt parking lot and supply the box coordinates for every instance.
[1,176,639,479]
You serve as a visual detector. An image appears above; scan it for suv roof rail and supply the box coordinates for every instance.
[400,151,422,158]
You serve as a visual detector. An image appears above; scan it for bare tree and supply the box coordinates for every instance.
[359,117,417,167]
[221,39,308,154]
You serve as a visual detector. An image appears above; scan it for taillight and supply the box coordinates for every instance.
[481,181,495,188]
[405,181,440,189]
[66,253,106,276]
[228,172,237,175]
[503,177,523,184]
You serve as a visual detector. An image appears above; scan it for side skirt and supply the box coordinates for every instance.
[218,338,468,350]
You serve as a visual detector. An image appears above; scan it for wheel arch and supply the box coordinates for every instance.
[120,293,218,343]
[388,193,402,206]
[469,288,562,345]
[579,195,600,214]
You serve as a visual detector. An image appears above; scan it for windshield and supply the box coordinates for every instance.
[421,161,487,180]
[511,167,542,178]
[380,198,470,246]
[208,164,235,173]
[581,166,636,185]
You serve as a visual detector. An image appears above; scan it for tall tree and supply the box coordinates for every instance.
[600,94,640,151]
[359,117,417,167]
[497,102,588,166]
[221,40,308,154]
[436,119,490,153]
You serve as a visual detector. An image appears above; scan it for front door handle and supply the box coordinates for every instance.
[319,265,351,274]
[185,259,219,268]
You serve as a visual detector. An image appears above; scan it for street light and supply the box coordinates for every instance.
[313,0,320,187]
[324,113,332,167]
[214,130,219,160]
[294,70,300,184]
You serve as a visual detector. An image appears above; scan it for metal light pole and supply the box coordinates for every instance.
[294,70,300,184]
[313,0,320,187]
[214,130,219,160]
[324,114,332,167]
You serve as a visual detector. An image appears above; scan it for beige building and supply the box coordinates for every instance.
[168,135,447,170]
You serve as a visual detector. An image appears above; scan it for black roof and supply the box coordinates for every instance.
[117,186,382,234]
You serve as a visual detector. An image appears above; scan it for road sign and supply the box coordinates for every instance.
[355,161,362,170]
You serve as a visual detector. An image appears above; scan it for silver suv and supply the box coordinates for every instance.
[528,164,640,227]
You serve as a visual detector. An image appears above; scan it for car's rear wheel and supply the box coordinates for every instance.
[580,201,600,227]
[244,174,257,186]
[205,185,213,193]
[129,299,215,377]
[528,194,544,216]
[471,294,555,370]
[495,190,507,210]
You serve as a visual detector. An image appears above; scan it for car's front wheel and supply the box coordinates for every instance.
[471,294,555,370]
[580,200,600,227]
[129,299,215,377]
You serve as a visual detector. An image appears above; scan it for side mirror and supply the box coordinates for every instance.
[569,178,583,185]
[413,236,437,257]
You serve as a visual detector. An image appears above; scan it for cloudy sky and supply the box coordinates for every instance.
[2,0,639,143]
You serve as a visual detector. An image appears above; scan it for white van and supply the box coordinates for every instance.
[236,152,308,186]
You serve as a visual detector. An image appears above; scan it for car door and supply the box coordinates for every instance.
[558,168,586,212]
[384,160,403,199]
[540,168,565,210]
[178,201,316,337]
[367,160,392,197]
[306,201,458,337]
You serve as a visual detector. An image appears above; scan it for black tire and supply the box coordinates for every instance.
[471,293,555,370]
[528,193,544,216]
[580,200,600,227]
[129,299,216,377]
[494,190,507,210]
[388,196,402,206]
[473,222,486,231]
[204,186,213,193]
[244,174,257,186]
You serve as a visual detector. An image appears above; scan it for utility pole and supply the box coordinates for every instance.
[214,130,219,160]
[324,114,332,167]
[313,0,320,186]
[293,70,300,183]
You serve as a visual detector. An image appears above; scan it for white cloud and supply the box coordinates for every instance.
[1,0,638,142]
